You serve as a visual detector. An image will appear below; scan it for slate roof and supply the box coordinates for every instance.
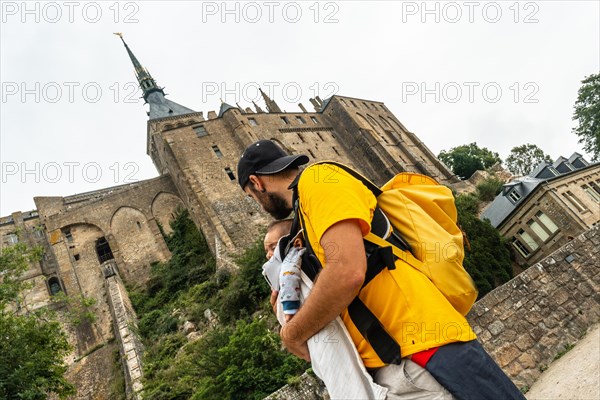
[481,152,594,228]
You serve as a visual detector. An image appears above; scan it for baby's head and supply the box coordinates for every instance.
[264,219,293,260]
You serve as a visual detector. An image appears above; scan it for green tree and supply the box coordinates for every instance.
[505,143,553,176]
[438,142,502,180]
[573,73,600,161]
[0,243,75,399]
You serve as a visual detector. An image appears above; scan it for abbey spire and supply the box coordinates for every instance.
[115,33,196,120]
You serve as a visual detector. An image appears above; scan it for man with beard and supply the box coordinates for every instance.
[237,140,524,400]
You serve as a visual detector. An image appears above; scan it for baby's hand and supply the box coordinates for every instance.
[285,313,294,323]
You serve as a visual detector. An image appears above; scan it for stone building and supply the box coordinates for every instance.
[481,152,600,266]
[1,177,185,398]
[1,35,462,398]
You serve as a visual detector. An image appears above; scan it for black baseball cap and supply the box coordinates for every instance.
[237,140,309,189]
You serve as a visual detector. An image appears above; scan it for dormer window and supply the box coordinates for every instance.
[508,189,521,203]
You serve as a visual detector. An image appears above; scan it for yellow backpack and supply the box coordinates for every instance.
[303,161,478,316]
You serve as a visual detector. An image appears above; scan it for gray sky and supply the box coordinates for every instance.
[1,0,599,215]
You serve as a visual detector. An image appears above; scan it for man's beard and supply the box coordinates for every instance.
[263,192,292,220]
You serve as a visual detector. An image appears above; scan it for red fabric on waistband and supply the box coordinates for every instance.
[410,347,439,368]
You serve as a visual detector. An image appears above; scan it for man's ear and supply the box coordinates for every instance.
[248,175,265,192]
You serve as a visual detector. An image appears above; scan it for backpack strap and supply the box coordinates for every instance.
[365,232,425,272]
[289,173,322,281]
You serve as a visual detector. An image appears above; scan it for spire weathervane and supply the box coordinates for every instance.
[115,32,164,102]
[114,32,196,119]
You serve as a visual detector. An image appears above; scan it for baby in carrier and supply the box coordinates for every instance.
[262,219,304,323]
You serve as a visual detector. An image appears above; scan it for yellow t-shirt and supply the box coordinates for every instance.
[298,163,476,368]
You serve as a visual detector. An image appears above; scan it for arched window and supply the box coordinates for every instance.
[95,237,114,264]
[366,114,383,131]
[379,116,391,128]
[48,277,62,296]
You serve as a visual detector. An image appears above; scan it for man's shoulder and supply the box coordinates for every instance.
[298,162,356,189]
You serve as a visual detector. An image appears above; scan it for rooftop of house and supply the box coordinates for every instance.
[481,152,595,228]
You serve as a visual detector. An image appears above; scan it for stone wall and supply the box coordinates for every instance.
[60,341,120,400]
[467,225,600,389]
[104,260,144,398]
[265,372,329,400]
[265,226,600,398]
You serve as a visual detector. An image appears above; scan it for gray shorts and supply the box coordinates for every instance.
[374,358,454,400]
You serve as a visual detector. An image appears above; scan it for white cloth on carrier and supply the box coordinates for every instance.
[262,237,387,400]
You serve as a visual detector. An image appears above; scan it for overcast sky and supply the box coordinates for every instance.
[1,0,598,215]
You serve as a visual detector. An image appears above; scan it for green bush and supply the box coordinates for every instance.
[131,210,307,400]
[192,318,307,400]
[218,240,271,324]
[476,176,504,202]
[455,193,480,215]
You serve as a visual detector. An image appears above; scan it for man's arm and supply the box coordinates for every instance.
[280,219,367,360]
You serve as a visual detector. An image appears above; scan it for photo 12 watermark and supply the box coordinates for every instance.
[200,1,340,24]
[401,81,540,104]
[1,1,140,24]
[1,161,140,184]
[283,320,476,345]
[201,81,340,104]
[1,81,142,104]
[400,1,540,24]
